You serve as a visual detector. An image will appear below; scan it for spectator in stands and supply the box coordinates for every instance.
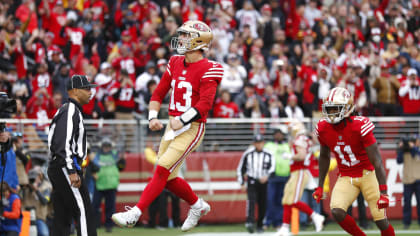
[397,135,420,229]
[284,93,304,121]
[372,67,400,116]
[234,82,269,118]
[92,138,124,233]
[398,68,420,116]
[22,166,52,236]
[52,62,71,101]
[264,127,291,230]
[135,61,159,94]
[220,53,246,99]
[0,181,22,235]
[310,65,334,113]
[213,89,239,118]
[269,59,290,98]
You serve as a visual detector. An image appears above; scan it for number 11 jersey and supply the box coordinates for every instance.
[150,55,223,123]
[315,116,376,177]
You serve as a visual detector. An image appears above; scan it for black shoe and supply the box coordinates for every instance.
[256,227,264,233]
[245,222,254,233]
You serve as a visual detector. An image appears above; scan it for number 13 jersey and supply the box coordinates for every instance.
[150,55,223,122]
[315,116,376,177]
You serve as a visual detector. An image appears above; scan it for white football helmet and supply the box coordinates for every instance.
[322,87,355,124]
[289,121,307,138]
[171,20,213,54]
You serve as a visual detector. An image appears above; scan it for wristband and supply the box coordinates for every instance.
[379,185,387,192]
[148,110,158,121]
[179,107,201,125]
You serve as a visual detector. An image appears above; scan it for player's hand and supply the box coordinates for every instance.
[170,118,183,131]
[149,119,163,131]
[377,193,389,209]
[69,173,81,188]
[312,186,323,203]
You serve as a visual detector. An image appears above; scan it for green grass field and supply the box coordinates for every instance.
[96,220,420,236]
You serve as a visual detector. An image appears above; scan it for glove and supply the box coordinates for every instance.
[377,193,389,209]
[312,186,323,203]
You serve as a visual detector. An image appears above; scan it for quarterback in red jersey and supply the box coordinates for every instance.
[112,20,223,231]
[276,122,325,236]
[313,87,395,236]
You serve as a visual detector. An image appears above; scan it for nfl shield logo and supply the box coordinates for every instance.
[182,70,186,75]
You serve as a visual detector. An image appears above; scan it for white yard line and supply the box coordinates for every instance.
[185,230,420,236]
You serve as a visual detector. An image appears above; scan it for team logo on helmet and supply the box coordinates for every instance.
[193,23,208,32]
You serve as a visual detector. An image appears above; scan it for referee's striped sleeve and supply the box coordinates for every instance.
[237,151,248,185]
[64,103,76,173]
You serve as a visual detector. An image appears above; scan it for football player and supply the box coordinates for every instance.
[276,122,325,236]
[112,20,223,231]
[313,87,395,236]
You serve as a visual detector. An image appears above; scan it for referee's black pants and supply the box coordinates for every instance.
[48,163,97,236]
[246,178,267,229]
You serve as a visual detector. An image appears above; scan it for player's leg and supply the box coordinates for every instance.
[245,180,257,233]
[330,176,366,236]
[112,122,204,227]
[276,172,297,236]
[360,170,395,236]
[163,122,208,231]
[289,170,325,232]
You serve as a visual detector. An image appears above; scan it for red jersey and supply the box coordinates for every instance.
[290,135,311,172]
[111,56,142,82]
[298,64,317,104]
[315,116,376,177]
[32,73,53,96]
[213,100,239,118]
[66,27,86,60]
[150,55,223,123]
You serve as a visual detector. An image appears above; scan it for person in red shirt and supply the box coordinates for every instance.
[32,62,53,96]
[62,11,86,62]
[398,68,420,115]
[313,87,395,236]
[276,122,325,236]
[112,20,222,232]
[213,89,239,118]
[111,44,143,82]
[298,57,318,117]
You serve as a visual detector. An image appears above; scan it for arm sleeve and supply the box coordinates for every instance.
[237,152,248,185]
[54,104,77,174]
[150,70,171,103]
[399,84,410,97]
[360,118,377,148]
[3,198,21,219]
[193,79,218,118]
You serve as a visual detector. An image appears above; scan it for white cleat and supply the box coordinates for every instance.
[111,206,141,228]
[181,198,210,232]
[312,213,325,232]
[275,225,291,236]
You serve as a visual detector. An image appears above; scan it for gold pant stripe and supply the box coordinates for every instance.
[293,170,304,203]
[169,122,205,172]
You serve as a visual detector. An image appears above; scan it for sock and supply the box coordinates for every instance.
[338,214,366,236]
[282,205,292,225]
[166,177,198,205]
[381,224,395,236]
[293,201,314,216]
[136,165,170,211]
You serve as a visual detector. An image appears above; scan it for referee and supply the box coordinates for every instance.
[237,134,275,233]
[47,75,97,236]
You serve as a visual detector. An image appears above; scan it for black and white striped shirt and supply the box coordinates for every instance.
[237,147,275,185]
[48,98,87,174]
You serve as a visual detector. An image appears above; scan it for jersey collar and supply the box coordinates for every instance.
[69,98,83,111]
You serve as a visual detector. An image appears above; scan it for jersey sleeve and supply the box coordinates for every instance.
[315,120,327,146]
[201,62,224,84]
[359,117,377,147]
[192,62,224,117]
[150,56,174,103]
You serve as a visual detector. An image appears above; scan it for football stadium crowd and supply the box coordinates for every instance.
[1,0,420,234]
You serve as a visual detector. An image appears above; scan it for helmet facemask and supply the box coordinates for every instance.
[322,104,347,124]
[171,31,193,54]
